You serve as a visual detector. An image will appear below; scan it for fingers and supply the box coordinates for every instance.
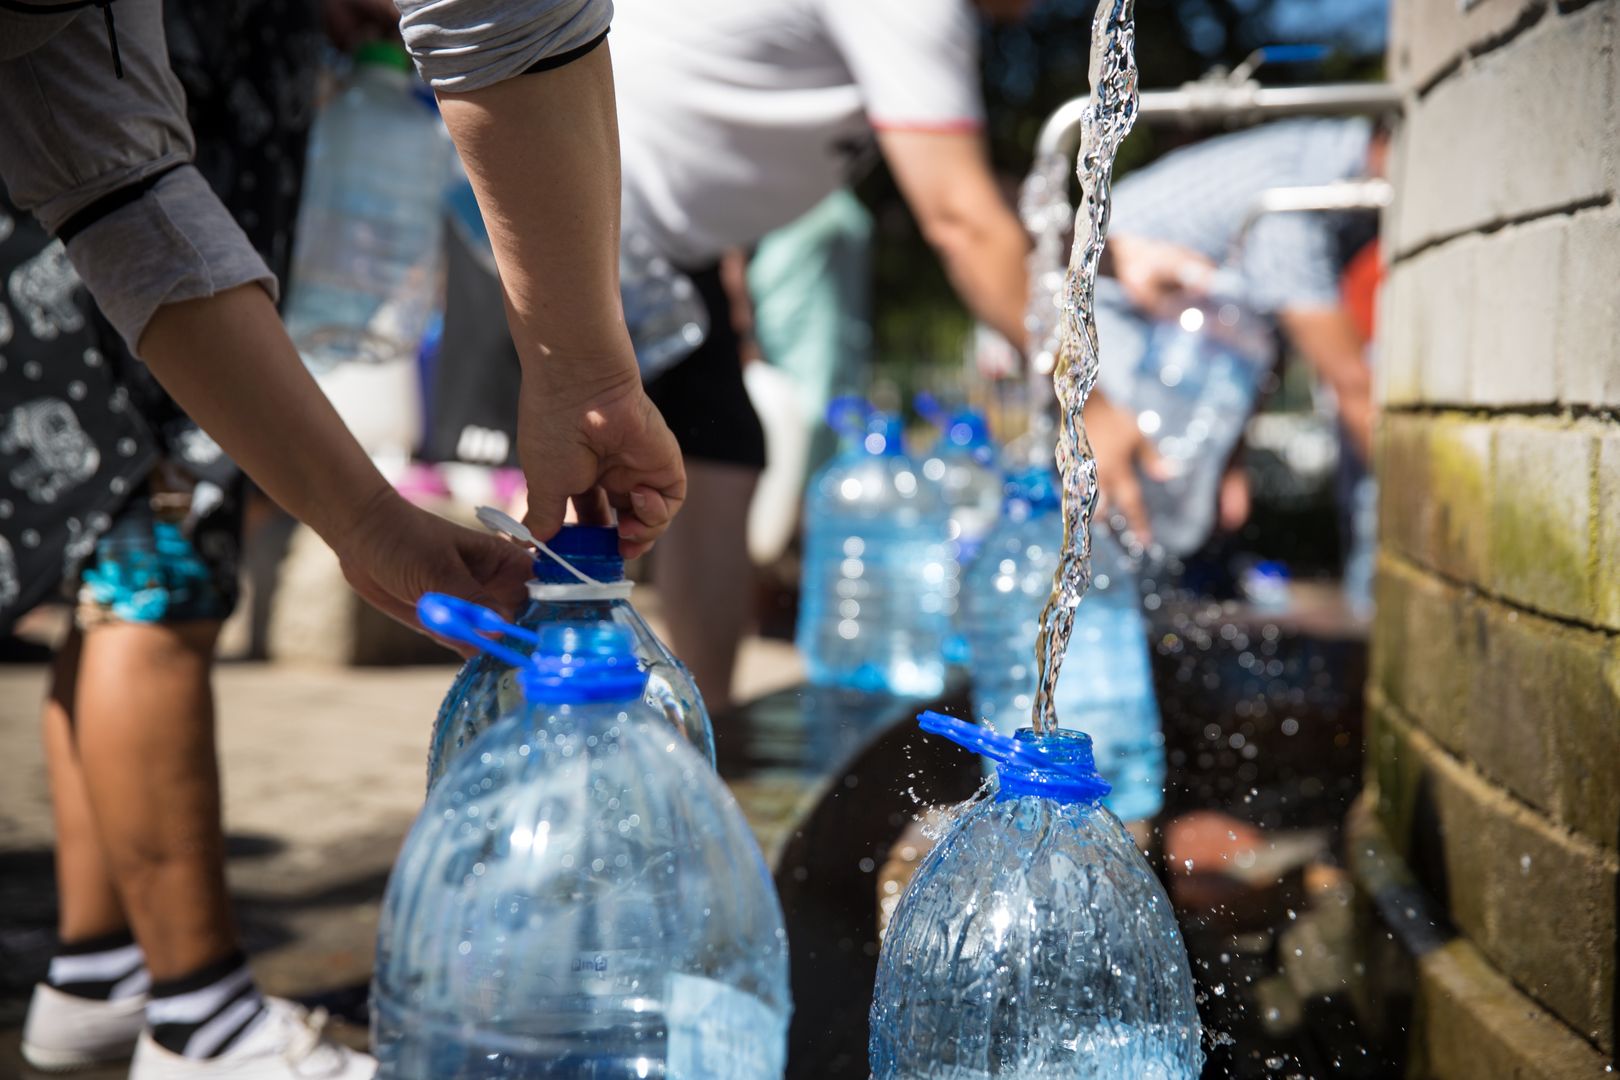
[1136,432,1175,483]
[570,487,614,527]
[1218,466,1251,533]
[458,533,535,620]
[522,486,568,545]
[1105,463,1154,546]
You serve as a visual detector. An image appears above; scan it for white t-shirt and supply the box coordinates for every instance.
[611,0,985,267]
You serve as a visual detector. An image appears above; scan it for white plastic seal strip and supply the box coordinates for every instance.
[475,506,636,601]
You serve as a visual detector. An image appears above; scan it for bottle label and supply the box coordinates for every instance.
[665,974,787,1079]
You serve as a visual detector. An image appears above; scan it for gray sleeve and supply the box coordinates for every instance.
[395,0,612,93]
[0,0,274,350]
[65,168,277,352]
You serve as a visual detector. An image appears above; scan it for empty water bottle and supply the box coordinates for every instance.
[426,523,713,790]
[283,42,453,373]
[1098,280,1274,557]
[375,597,791,1079]
[870,712,1202,1079]
[796,402,952,697]
[961,466,1166,822]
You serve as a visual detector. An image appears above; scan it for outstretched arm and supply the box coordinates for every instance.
[879,128,1032,350]
[1278,305,1374,464]
[0,0,532,630]
[431,44,684,557]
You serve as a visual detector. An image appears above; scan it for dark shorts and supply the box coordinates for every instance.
[76,473,241,627]
[645,264,766,470]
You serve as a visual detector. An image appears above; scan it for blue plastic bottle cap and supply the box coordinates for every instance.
[533,524,626,584]
[519,622,648,704]
[864,414,907,458]
[1004,466,1061,513]
[946,410,990,451]
[996,729,1111,804]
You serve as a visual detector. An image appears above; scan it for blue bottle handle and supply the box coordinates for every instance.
[918,710,1104,788]
[416,593,536,668]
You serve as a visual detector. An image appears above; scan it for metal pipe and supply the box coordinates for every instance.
[1228,179,1394,262]
[1035,81,1402,159]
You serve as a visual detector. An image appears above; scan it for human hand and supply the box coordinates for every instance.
[1218,461,1251,533]
[1083,390,1170,544]
[1109,233,1216,315]
[518,363,685,559]
[331,488,534,651]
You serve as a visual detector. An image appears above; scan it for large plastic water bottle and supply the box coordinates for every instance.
[870,712,1202,1079]
[1099,283,1274,557]
[796,402,952,697]
[283,42,453,374]
[961,466,1166,822]
[425,523,713,791]
[914,394,1003,564]
[916,395,1003,669]
[376,597,791,1079]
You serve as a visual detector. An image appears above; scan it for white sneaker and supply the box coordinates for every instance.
[21,982,148,1071]
[130,997,377,1079]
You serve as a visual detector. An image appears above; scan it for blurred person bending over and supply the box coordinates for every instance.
[0,0,681,1075]
[1099,118,1390,473]
[602,0,1170,709]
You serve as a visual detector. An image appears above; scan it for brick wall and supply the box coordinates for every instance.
[1368,0,1620,1074]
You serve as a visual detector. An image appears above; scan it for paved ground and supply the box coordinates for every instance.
[0,612,804,1078]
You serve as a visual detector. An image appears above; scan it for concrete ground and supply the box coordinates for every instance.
[0,606,803,1078]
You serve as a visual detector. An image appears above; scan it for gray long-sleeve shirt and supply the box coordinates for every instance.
[0,0,608,349]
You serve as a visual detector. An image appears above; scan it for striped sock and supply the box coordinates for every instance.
[147,951,268,1060]
[48,929,151,1001]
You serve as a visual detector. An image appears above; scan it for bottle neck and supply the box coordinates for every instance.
[526,580,635,602]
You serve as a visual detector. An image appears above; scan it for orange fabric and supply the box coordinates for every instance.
[1340,239,1381,345]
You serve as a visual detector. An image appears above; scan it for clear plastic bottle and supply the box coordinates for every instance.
[377,599,791,1079]
[796,403,952,697]
[961,466,1165,822]
[283,42,453,374]
[916,395,1002,670]
[870,713,1202,1079]
[914,394,1003,565]
[425,524,713,792]
[1114,288,1274,557]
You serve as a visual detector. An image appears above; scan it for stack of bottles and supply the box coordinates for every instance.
[425,523,713,791]
[796,399,953,697]
[960,465,1166,822]
[375,596,790,1078]
[871,712,1202,1078]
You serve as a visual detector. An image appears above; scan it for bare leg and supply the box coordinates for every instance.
[73,621,237,982]
[654,461,759,713]
[41,630,127,944]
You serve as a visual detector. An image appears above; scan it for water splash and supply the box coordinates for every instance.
[1030,0,1140,735]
